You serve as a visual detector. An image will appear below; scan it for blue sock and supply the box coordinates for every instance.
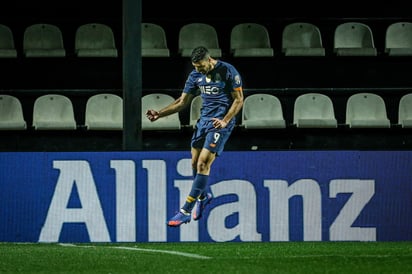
[182,174,209,213]
[192,169,206,200]
[193,168,209,199]
[198,185,210,200]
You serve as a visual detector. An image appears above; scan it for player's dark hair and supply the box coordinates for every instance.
[191,46,210,63]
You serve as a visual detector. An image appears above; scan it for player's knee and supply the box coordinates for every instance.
[197,161,209,173]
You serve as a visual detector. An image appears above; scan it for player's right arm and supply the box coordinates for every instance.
[146,92,193,122]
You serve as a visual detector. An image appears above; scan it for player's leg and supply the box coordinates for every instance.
[191,147,200,177]
[167,148,215,227]
[191,146,210,199]
[181,148,215,212]
[193,129,234,220]
[167,131,203,227]
[167,125,233,226]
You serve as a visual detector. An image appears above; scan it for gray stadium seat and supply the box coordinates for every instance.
[346,93,390,128]
[334,22,377,56]
[142,93,181,130]
[0,24,17,58]
[293,93,337,128]
[385,22,412,56]
[189,95,202,128]
[241,93,286,129]
[75,23,118,57]
[398,93,412,128]
[178,23,222,57]
[23,23,66,57]
[32,94,77,130]
[85,93,123,130]
[0,95,26,130]
[282,22,325,56]
[142,23,170,57]
[230,23,274,57]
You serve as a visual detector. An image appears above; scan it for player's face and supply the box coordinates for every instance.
[192,57,212,75]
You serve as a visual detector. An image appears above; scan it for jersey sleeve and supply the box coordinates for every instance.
[226,64,243,90]
[182,70,200,94]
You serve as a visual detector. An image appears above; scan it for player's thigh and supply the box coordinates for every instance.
[191,147,201,166]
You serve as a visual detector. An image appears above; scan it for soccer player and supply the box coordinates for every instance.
[146,46,244,227]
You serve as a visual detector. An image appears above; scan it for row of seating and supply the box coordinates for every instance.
[2,21,412,58]
[1,92,412,131]
[0,23,117,58]
[145,92,411,129]
[0,93,121,130]
[158,21,412,57]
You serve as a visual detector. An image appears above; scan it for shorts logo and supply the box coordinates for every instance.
[209,143,216,148]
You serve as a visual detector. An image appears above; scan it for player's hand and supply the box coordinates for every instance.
[146,109,159,122]
[212,118,227,129]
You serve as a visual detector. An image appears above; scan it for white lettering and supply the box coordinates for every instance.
[265,179,322,241]
[36,158,378,243]
[143,160,168,242]
[111,160,136,242]
[39,161,110,242]
[329,179,376,241]
[207,180,261,242]
[174,158,199,241]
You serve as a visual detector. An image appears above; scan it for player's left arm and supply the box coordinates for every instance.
[212,87,244,129]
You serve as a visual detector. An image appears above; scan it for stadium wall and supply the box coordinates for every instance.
[1,151,411,242]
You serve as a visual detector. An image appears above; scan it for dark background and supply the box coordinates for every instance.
[1,1,412,151]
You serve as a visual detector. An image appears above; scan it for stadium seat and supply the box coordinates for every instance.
[241,93,286,129]
[85,93,123,130]
[0,24,17,58]
[0,95,26,130]
[334,22,377,56]
[293,93,337,128]
[189,95,202,128]
[142,93,181,130]
[75,23,118,57]
[230,23,274,57]
[385,22,412,56]
[345,93,390,128]
[23,23,66,57]
[142,23,170,57]
[398,93,412,128]
[32,94,77,130]
[282,22,325,56]
[178,23,222,57]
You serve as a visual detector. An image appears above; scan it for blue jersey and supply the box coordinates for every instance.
[183,60,242,123]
